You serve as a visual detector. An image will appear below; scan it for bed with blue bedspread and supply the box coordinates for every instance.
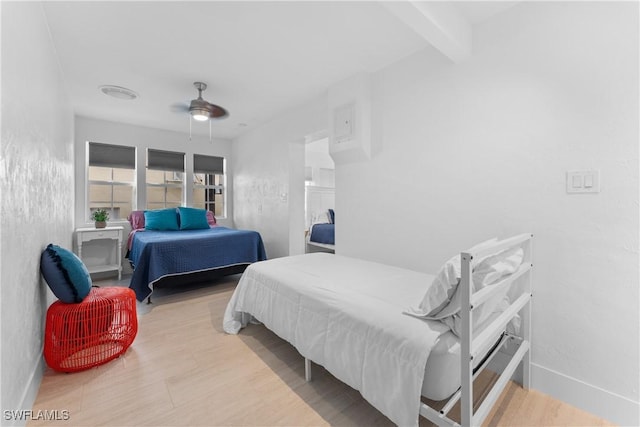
[307,208,335,251]
[128,227,266,301]
[309,223,335,245]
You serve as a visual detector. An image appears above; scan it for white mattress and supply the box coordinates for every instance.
[422,314,503,401]
[424,330,466,400]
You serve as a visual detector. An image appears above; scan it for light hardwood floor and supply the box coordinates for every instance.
[29,276,614,427]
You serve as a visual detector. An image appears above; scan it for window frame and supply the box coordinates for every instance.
[145,148,186,210]
[192,154,226,218]
[86,142,137,223]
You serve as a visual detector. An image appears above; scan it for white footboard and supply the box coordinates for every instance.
[420,233,533,427]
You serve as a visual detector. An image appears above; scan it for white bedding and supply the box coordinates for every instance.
[223,253,450,426]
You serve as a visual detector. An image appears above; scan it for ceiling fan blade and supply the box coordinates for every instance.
[169,103,190,113]
[207,103,228,118]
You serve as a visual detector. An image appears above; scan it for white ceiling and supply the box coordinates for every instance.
[42,1,516,139]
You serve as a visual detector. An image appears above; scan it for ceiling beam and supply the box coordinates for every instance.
[381,1,472,63]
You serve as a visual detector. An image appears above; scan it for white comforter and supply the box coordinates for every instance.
[223,253,450,426]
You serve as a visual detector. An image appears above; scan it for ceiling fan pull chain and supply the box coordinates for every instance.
[209,119,212,144]
[189,116,192,142]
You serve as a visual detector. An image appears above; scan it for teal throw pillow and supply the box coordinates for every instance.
[144,208,180,231]
[178,207,210,230]
[40,244,92,303]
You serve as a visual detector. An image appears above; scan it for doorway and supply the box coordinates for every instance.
[304,136,335,253]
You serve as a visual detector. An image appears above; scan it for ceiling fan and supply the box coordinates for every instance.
[172,81,228,121]
[172,82,228,142]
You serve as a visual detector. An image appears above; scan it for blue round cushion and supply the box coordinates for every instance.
[40,244,92,303]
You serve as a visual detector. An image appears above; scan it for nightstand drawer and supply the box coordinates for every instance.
[79,229,120,242]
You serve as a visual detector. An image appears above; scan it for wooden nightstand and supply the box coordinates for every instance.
[75,226,124,280]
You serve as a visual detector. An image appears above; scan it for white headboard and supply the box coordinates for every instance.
[305,185,334,229]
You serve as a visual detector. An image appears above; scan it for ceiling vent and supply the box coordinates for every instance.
[99,85,139,100]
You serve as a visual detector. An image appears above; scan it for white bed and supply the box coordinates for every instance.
[224,234,533,426]
[306,208,335,253]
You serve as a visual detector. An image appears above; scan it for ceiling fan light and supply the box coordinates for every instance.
[191,109,209,121]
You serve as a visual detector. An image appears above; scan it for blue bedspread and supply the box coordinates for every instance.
[310,223,335,245]
[128,227,266,301]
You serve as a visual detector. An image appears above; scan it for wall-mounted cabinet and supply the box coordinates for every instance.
[328,72,372,164]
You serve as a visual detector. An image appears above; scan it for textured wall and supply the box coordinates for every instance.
[1,2,74,423]
[232,98,326,258]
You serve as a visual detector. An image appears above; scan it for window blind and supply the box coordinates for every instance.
[89,142,135,169]
[194,154,224,175]
[147,149,185,172]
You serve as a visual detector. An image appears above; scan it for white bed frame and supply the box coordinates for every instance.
[304,233,533,427]
[305,234,335,253]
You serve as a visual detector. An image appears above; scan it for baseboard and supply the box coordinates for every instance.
[487,351,638,426]
[531,363,639,427]
[8,356,45,427]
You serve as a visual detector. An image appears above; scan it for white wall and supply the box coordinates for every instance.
[336,2,638,424]
[0,2,75,424]
[233,97,327,258]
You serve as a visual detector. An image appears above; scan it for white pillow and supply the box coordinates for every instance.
[423,246,524,338]
[444,295,522,337]
[405,238,498,318]
[474,247,525,290]
[432,246,524,319]
[406,241,524,325]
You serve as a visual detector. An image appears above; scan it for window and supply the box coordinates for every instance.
[146,149,185,209]
[87,142,136,221]
[193,154,225,217]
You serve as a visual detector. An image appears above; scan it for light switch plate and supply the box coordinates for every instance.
[567,170,600,194]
